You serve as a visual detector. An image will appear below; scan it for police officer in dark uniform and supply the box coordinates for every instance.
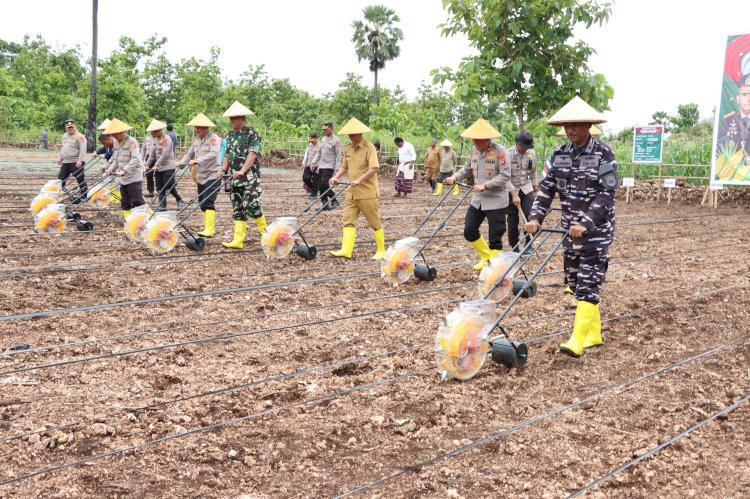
[718,73,750,162]
[526,96,618,358]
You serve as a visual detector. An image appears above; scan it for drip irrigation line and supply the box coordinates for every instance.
[7,237,734,363]
[5,230,747,323]
[4,287,748,489]
[2,273,744,448]
[0,346,419,445]
[1,212,740,280]
[2,281,470,358]
[0,368,431,487]
[567,394,750,498]
[0,296,469,378]
[333,326,750,498]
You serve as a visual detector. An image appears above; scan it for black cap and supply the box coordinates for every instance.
[739,74,750,93]
[322,121,334,129]
[515,130,534,148]
[309,132,318,138]
[64,119,76,127]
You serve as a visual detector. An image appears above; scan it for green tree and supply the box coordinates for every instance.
[351,4,403,105]
[651,111,674,131]
[674,103,700,130]
[327,72,373,125]
[433,0,613,131]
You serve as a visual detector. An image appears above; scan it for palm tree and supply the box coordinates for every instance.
[86,0,98,151]
[351,5,403,105]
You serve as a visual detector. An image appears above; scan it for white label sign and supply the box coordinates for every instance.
[710,181,724,190]
[622,177,635,187]
[663,178,676,188]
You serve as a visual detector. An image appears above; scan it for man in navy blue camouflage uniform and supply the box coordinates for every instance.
[526,96,618,358]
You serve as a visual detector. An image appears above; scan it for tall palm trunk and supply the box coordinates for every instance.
[373,62,379,105]
[86,0,98,152]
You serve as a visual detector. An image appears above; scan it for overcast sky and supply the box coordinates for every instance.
[3,0,748,132]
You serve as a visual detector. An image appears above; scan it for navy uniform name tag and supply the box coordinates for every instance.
[580,156,599,169]
[553,155,572,168]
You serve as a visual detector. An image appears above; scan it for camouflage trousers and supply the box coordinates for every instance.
[229,177,263,221]
[564,248,609,305]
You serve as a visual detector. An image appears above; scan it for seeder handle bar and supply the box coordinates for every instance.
[481,223,565,301]
[293,184,350,237]
[415,184,473,259]
[174,174,231,230]
[143,166,192,220]
[409,183,456,236]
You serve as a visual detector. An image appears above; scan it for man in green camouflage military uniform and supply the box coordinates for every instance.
[220,101,267,249]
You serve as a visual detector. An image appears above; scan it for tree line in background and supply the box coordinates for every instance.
[0,0,712,163]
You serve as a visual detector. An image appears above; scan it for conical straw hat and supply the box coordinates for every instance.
[547,96,606,126]
[338,117,372,135]
[556,125,603,137]
[102,118,132,135]
[97,118,111,130]
[440,139,453,147]
[187,113,216,127]
[146,119,167,132]
[223,101,254,117]
[460,118,501,139]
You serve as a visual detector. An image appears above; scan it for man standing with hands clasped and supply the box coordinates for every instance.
[525,96,618,358]
[57,119,88,203]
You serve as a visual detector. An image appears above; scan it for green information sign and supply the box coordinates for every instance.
[632,125,664,163]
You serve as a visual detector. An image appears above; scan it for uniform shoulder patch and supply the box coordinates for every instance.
[161,137,168,145]
[130,139,138,149]
[78,135,85,142]
[210,138,217,145]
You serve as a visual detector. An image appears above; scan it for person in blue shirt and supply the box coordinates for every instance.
[92,134,114,161]
[166,124,178,154]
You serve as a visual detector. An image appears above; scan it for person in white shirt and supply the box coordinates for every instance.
[393,137,416,198]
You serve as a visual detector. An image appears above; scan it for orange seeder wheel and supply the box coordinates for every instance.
[145,218,178,254]
[435,312,490,380]
[261,222,295,259]
[30,194,57,216]
[35,205,67,233]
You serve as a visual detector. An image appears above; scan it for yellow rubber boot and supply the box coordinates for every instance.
[560,301,597,357]
[433,183,443,196]
[469,237,492,271]
[331,227,356,258]
[254,214,267,237]
[583,303,602,349]
[564,285,574,295]
[372,228,386,260]
[197,210,215,237]
[117,210,130,234]
[222,220,247,249]
[452,184,459,195]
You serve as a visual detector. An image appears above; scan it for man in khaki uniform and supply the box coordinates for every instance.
[436,139,459,195]
[445,118,517,270]
[141,132,155,197]
[313,121,342,210]
[57,119,88,203]
[302,132,321,199]
[328,117,385,260]
[506,130,538,252]
[146,119,183,211]
[424,138,442,194]
[178,113,223,237]
[102,118,145,222]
